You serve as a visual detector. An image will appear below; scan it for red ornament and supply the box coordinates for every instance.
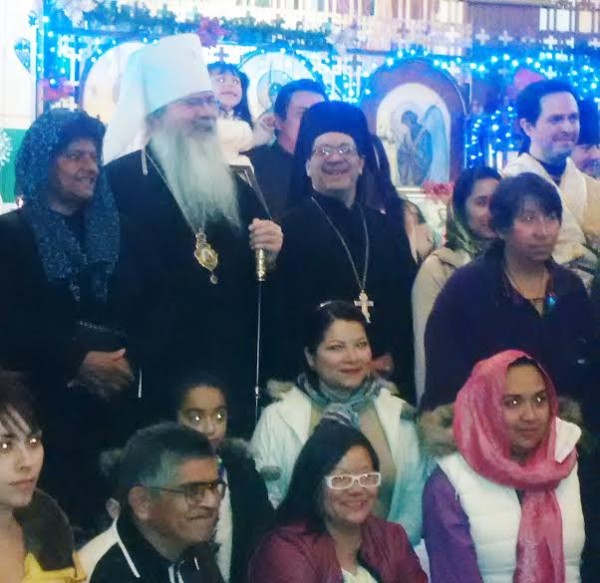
[422,180,454,204]
[40,77,75,103]
[197,17,228,48]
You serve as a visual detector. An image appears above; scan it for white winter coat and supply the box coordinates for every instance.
[251,386,428,546]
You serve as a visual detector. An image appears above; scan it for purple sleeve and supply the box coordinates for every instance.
[423,467,483,583]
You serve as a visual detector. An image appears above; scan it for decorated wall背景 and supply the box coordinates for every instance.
[0,0,598,205]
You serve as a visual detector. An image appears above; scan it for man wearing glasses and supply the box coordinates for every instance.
[81,423,226,582]
[270,101,416,401]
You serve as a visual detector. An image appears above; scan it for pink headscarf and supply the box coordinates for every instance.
[454,350,578,583]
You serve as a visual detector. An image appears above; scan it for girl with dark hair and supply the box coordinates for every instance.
[208,62,274,166]
[174,375,274,583]
[0,370,84,581]
[249,421,426,583]
[422,351,585,583]
[208,62,253,126]
[412,166,500,402]
[252,301,427,546]
[422,173,593,416]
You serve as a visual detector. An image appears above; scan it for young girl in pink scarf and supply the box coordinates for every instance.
[422,350,585,583]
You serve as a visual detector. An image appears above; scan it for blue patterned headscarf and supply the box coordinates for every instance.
[15,109,120,302]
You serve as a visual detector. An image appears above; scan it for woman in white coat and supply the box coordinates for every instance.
[252,300,427,546]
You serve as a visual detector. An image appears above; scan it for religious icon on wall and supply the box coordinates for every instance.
[361,58,466,191]
[396,110,434,186]
[376,85,451,187]
[239,50,322,119]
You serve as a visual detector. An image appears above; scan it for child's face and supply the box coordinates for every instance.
[210,71,243,112]
[178,386,228,450]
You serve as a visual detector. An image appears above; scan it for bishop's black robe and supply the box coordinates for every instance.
[106,150,269,435]
[0,209,159,530]
[271,193,417,401]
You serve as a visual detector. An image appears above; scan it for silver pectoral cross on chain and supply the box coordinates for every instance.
[355,290,374,323]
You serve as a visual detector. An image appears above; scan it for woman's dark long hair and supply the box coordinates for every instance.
[276,421,379,532]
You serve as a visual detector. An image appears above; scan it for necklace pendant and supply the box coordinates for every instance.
[194,230,219,284]
[355,290,374,323]
[312,198,372,320]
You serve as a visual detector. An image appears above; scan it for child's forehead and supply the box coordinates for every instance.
[210,69,238,77]
[184,385,226,405]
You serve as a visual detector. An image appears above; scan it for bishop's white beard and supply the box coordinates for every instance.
[150,125,241,231]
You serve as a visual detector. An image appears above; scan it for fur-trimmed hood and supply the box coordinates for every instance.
[15,489,77,572]
[265,379,296,400]
[418,397,586,459]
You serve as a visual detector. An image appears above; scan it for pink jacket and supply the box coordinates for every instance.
[248,516,427,583]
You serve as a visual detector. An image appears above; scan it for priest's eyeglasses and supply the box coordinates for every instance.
[311,144,359,159]
[325,472,381,490]
[149,479,227,505]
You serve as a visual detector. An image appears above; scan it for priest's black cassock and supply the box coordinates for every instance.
[106,150,269,435]
[272,192,417,400]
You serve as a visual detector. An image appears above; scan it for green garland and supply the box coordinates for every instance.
[45,0,331,51]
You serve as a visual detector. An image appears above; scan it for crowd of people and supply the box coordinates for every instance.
[0,32,598,582]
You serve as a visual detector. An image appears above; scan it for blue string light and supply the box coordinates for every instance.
[38,4,599,166]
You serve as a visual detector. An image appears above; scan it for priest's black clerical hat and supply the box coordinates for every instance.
[578,99,599,146]
[288,101,378,206]
[294,101,373,161]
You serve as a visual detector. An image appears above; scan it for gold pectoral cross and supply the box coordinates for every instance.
[355,290,374,323]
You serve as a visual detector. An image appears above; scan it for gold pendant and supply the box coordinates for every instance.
[194,231,219,285]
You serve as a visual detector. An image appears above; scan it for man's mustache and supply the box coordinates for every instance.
[190,118,216,133]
